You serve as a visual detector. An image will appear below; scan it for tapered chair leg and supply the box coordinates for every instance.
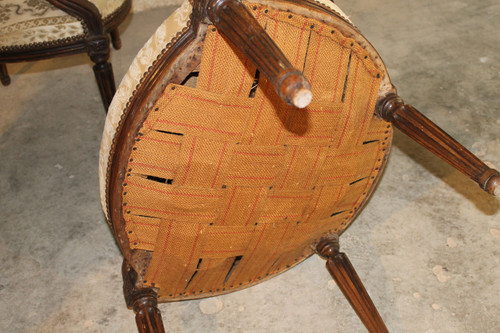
[123,260,165,333]
[376,93,499,196]
[86,35,117,111]
[110,28,122,50]
[93,61,116,111]
[133,293,165,333]
[317,237,389,333]
[1,64,11,86]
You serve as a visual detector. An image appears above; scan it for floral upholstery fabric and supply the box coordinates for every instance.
[88,0,127,18]
[0,0,127,49]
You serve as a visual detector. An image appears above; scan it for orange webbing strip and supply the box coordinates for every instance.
[127,149,180,181]
[225,222,294,286]
[197,28,257,96]
[123,174,221,223]
[202,225,256,257]
[145,221,207,293]
[126,215,161,251]
[213,186,269,226]
[178,257,233,296]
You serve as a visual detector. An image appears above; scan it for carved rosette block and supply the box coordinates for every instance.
[86,36,111,64]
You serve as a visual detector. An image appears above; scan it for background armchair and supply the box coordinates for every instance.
[0,0,131,110]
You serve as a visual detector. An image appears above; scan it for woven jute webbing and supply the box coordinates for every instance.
[120,3,391,301]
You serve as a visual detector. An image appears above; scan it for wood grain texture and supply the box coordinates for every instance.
[134,298,165,333]
[376,93,499,196]
[123,261,166,333]
[207,0,312,108]
[317,238,389,333]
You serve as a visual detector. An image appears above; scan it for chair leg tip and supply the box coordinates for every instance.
[110,29,122,50]
[112,40,122,50]
[1,76,11,86]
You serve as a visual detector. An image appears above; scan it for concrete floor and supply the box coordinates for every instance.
[1,0,499,332]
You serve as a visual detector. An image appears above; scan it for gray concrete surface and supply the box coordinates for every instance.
[1,0,499,332]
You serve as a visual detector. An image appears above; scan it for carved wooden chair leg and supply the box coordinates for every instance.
[86,35,116,111]
[133,294,165,333]
[317,237,389,333]
[376,93,499,196]
[110,28,122,50]
[1,64,11,86]
[123,260,166,333]
[93,61,116,111]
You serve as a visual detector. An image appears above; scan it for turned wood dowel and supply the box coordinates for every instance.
[377,93,499,196]
[207,0,312,108]
[134,296,165,333]
[317,238,389,333]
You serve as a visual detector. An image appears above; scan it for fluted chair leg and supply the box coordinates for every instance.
[123,260,165,333]
[317,236,389,333]
[1,64,11,86]
[93,61,116,111]
[376,94,499,196]
[134,295,165,333]
[86,35,116,111]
